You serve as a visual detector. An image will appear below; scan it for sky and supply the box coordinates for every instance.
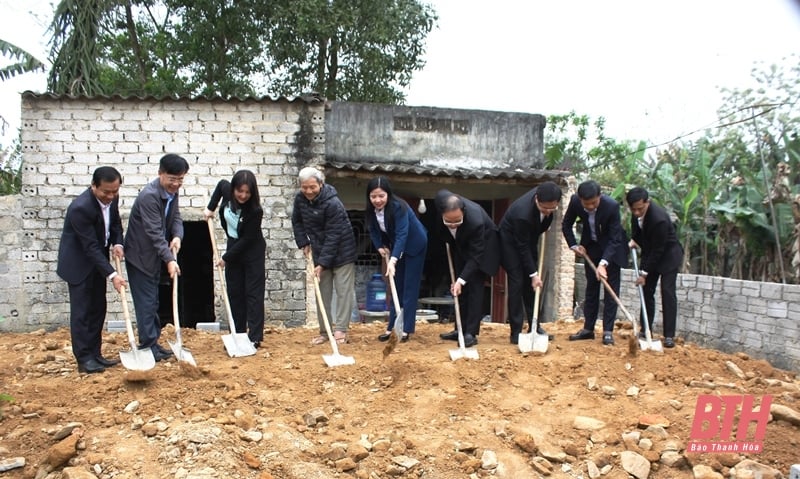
[2,0,800,148]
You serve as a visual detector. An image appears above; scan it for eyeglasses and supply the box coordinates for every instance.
[165,175,185,185]
[536,199,558,213]
[443,218,464,227]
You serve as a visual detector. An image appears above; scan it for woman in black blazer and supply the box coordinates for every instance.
[204,170,266,347]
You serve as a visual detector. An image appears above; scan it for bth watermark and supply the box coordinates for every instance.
[687,394,772,454]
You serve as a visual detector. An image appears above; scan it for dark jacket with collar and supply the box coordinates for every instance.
[630,200,683,273]
[57,187,123,284]
[292,183,357,269]
[435,189,500,279]
[499,187,553,276]
[124,178,184,276]
[562,193,628,267]
[368,199,427,259]
[207,179,266,263]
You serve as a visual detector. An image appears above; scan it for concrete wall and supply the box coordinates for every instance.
[326,102,546,169]
[574,265,800,372]
[0,94,324,332]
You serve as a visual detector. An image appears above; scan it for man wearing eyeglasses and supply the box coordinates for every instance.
[499,181,562,344]
[562,180,628,345]
[124,153,189,362]
[435,190,501,347]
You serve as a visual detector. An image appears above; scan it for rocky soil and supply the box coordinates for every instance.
[0,318,798,479]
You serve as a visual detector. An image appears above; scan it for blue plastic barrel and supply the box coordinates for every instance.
[365,273,387,311]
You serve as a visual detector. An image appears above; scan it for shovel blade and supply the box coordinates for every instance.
[518,332,549,354]
[323,353,356,367]
[222,333,257,358]
[639,338,664,352]
[449,346,479,361]
[119,348,156,371]
[168,340,197,366]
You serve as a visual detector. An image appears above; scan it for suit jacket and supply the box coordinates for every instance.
[630,201,683,273]
[499,188,553,276]
[561,194,628,267]
[368,199,427,259]
[207,179,266,263]
[124,178,184,276]
[435,189,500,279]
[57,188,123,284]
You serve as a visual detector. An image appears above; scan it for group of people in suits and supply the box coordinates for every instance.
[359,178,683,350]
[60,161,682,375]
[59,154,267,374]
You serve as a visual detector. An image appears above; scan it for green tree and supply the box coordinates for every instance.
[48,0,110,95]
[264,0,436,102]
[0,39,46,81]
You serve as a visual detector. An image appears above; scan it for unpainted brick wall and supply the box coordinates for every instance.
[0,95,324,332]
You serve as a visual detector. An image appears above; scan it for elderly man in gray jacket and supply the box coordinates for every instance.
[292,166,357,345]
[124,153,189,362]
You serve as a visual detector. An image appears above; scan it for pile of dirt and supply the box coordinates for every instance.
[0,318,798,479]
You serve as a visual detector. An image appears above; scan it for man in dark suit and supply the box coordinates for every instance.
[499,182,562,344]
[435,190,500,347]
[57,166,127,373]
[124,154,189,361]
[563,180,628,345]
[626,187,683,348]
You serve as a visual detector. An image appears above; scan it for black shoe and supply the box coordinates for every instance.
[400,334,410,343]
[664,337,675,348]
[510,333,519,345]
[536,327,555,341]
[440,330,459,341]
[569,329,595,341]
[151,347,173,362]
[95,355,120,367]
[77,358,105,374]
[252,342,261,349]
[602,332,615,345]
[463,334,478,348]
[378,332,392,342]
[154,344,172,355]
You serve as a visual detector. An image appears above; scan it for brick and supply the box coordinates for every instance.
[760,283,784,300]
[766,301,788,318]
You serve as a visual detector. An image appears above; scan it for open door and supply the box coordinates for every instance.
[491,198,510,323]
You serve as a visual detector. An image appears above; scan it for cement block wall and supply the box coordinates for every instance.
[574,265,800,372]
[0,94,324,332]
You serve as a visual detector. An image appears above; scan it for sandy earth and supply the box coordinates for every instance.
[0,317,798,479]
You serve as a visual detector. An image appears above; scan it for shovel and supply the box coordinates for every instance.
[114,257,156,371]
[630,248,664,352]
[386,259,403,342]
[207,218,257,357]
[584,256,646,354]
[518,238,549,354]
[168,247,197,366]
[445,243,479,361]
[307,252,355,367]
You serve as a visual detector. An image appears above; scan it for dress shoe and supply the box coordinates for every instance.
[440,330,459,341]
[400,334,410,343]
[378,332,392,342]
[463,334,478,348]
[252,341,261,349]
[154,344,173,355]
[77,358,105,374]
[664,337,675,348]
[510,333,519,345]
[150,347,173,362]
[536,327,555,341]
[95,356,120,367]
[602,332,615,345]
[569,329,595,341]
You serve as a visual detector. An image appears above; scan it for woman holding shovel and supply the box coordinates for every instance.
[366,177,428,343]
[204,170,266,348]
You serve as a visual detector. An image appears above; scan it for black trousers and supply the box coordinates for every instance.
[640,268,678,338]
[582,243,621,333]
[456,270,488,336]
[225,244,266,344]
[68,270,107,362]
[500,233,538,335]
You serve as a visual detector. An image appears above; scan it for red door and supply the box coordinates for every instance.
[491,198,510,323]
